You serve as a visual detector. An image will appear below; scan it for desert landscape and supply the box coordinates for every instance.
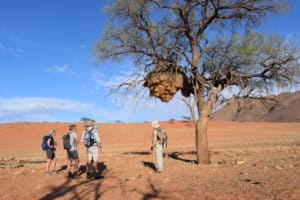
[0,120,299,200]
[1,0,299,199]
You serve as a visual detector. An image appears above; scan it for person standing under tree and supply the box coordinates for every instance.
[150,121,168,173]
[81,120,102,179]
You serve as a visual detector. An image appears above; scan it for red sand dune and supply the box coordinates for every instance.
[211,91,300,122]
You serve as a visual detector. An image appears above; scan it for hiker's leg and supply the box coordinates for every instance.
[68,151,78,173]
[52,157,57,172]
[67,157,72,172]
[45,159,51,172]
[92,146,102,179]
[45,149,52,173]
[74,158,79,172]
[155,144,163,172]
[66,159,73,178]
[72,151,79,172]
[86,148,93,174]
[91,146,99,173]
[70,159,74,172]
[66,151,71,172]
[92,161,98,173]
[86,160,92,171]
[86,160,93,179]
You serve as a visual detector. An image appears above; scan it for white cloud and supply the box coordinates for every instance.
[49,64,79,77]
[91,71,120,88]
[9,47,24,53]
[0,94,191,123]
[0,41,24,53]
[91,70,142,92]
[0,97,96,122]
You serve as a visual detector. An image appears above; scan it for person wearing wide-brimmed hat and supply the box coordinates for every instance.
[150,121,167,173]
[81,120,102,179]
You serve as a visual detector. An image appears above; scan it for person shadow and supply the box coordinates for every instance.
[76,162,107,179]
[141,161,156,172]
[57,165,68,173]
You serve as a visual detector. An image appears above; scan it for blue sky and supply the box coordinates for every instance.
[0,0,299,123]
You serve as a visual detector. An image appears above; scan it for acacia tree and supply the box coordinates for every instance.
[94,0,299,164]
[181,97,196,124]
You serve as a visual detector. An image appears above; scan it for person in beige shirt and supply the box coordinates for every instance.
[150,121,167,173]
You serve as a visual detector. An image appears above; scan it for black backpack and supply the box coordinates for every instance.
[62,133,72,150]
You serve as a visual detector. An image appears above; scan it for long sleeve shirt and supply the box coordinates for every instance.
[151,128,158,147]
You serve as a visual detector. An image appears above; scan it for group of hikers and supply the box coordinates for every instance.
[41,120,168,179]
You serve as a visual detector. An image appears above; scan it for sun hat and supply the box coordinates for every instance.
[151,121,160,128]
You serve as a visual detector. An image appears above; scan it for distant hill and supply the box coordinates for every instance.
[211,91,300,122]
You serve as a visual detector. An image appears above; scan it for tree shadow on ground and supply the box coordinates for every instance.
[122,151,151,155]
[168,151,197,163]
[39,162,108,200]
[142,183,161,200]
[141,161,156,172]
[137,179,178,200]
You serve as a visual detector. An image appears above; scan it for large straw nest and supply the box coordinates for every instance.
[144,61,193,102]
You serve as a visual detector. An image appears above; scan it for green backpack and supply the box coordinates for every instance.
[156,127,167,146]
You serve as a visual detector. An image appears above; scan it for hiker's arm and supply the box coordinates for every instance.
[151,130,157,150]
[94,130,101,144]
[81,131,85,143]
[165,135,168,148]
[47,138,52,148]
[74,133,79,144]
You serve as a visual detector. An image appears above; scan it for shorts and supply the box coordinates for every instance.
[67,150,79,160]
[87,146,99,162]
[46,149,55,160]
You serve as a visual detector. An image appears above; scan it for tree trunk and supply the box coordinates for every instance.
[195,85,222,164]
[195,108,210,164]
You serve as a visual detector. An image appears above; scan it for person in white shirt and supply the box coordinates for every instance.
[81,120,102,179]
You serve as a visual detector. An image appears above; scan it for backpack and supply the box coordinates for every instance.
[156,127,167,145]
[41,135,50,150]
[62,133,72,150]
[83,128,95,147]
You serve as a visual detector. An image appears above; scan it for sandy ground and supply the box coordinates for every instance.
[0,121,299,200]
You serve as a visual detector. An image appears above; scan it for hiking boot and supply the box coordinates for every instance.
[94,172,103,180]
[87,172,93,180]
[68,171,74,178]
